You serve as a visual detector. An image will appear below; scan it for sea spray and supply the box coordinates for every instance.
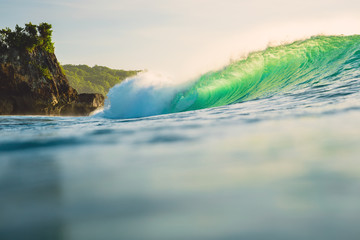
[96,71,188,119]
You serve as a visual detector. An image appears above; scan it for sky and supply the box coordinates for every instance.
[1,0,360,80]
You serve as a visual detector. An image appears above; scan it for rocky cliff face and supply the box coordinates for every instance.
[0,47,104,116]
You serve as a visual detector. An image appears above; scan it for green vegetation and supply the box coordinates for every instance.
[62,64,141,96]
[0,22,54,53]
[36,64,53,80]
[0,23,140,96]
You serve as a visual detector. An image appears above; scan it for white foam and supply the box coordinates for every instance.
[95,71,185,119]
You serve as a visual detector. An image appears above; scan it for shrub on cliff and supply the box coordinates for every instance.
[0,22,54,53]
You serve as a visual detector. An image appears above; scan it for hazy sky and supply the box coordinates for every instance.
[1,0,360,79]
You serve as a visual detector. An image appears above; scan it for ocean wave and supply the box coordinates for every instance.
[98,35,360,119]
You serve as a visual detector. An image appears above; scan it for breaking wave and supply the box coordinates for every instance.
[97,35,360,119]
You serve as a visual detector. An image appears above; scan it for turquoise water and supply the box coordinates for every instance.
[1,35,360,239]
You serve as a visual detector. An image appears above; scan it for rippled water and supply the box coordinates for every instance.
[1,35,360,239]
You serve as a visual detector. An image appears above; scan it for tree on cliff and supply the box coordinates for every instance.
[36,23,54,53]
[0,22,54,53]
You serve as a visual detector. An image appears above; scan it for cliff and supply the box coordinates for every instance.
[0,23,104,116]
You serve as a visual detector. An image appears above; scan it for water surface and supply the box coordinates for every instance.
[1,35,360,240]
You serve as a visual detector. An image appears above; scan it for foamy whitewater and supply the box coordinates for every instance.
[1,35,360,240]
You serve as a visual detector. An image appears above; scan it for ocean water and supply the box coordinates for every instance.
[1,35,360,240]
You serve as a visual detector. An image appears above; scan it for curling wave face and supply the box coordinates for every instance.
[98,35,360,119]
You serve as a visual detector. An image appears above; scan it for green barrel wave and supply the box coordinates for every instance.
[170,35,360,113]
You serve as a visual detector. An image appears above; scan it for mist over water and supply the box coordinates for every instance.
[134,16,360,81]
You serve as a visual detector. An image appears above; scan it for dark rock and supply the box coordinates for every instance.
[0,47,104,116]
[61,93,105,116]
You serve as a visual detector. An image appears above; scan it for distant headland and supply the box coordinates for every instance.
[0,23,139,116]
